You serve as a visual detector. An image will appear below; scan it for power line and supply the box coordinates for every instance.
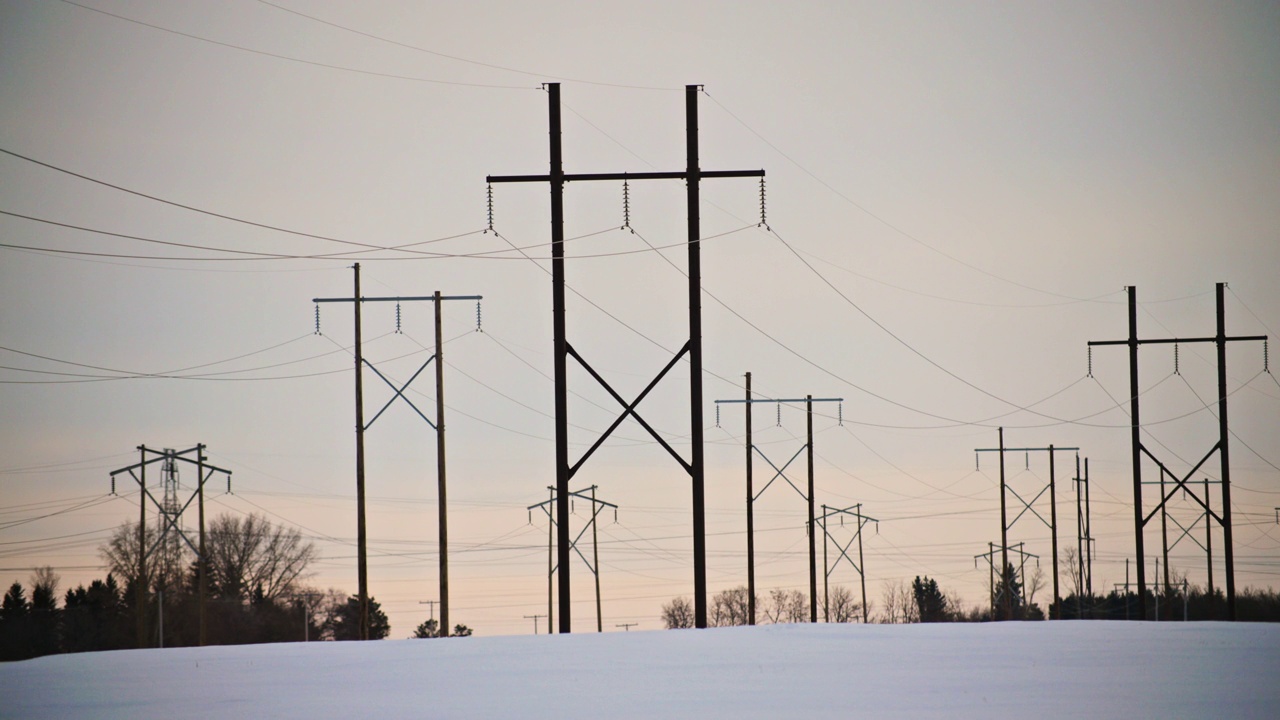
[58,0,535,90]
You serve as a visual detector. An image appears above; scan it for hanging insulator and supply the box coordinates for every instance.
[395,302,402,334]
[476,301,483,333]
[622,179,631,230]
[875,521,879,535]
[1087,346,1093,378]
[715,404,720,428]
[110,476,116,495]
[227,476,232,494]
[1264,339,1270,373]
[838,402,843,427]
[613,508,618,524]
[571,499,575,514]
[314,304,321,335]
[486,183,494,232]
[976,453,980,472]
[776,402,781,427]
[840,515,844,527]
[758,177,768,229]
[1174,343,1180,375]
[1025,452,1029,470]
[527,509,532,525]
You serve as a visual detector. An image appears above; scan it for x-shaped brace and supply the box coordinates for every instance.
[363,356,436,430]
[752,443,808,502]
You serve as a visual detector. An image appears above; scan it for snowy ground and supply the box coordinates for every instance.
[2,622,1277,719]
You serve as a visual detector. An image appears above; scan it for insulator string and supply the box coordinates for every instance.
[314,304,321,335]
[486,183,494,232]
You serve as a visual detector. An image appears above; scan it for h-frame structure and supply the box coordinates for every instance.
[109,444,231,647]
[1088,283,1265,621]
[528,485,618,633]
[489,83,764,630]
[314,263,481,639]
[818,503,876,623]
[715,372,842,624]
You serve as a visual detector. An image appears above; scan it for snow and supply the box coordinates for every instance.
[2,622,1277,719]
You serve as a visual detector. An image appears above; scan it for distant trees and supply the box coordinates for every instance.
[762,589,807,624]
[822,585,862,623]
[710,586,755,627]
[912,576,952,623]
[411,619,474,638]
[325,594,390,641]
[661,596,695,629]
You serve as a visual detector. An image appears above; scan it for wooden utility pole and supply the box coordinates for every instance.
[314,269,481,639]
[490,83,764,630]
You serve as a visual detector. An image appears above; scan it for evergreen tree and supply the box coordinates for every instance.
[29,567,60,657]
[912,576,950,623]
[0,581,32,660]
[326,595,390,640]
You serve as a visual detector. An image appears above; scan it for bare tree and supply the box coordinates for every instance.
[876,579,918,624]
[100,521,188,596]
[660,596,694,629]
[1025,565,1045,608]
[1063,548,1083,598]
[822,585,861,623]
[206,513,316,602]
[761,588,809,624]
[710,586,753,627]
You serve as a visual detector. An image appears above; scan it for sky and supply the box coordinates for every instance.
[1,0,1278,637]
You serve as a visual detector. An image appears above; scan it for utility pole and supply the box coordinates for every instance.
[818,504,876,623]
[615,622,639,632]
[296,591,324,642]
[490,83,764,631]
[419,599,437,622]
[976,432,1077,619]
[313,266,481,638]
[528,485,618,633]
[975,542,1039,619]
[1088,283,1265,621]
[523,614,547,635]
[109,445,230,648]
[716,389,842,624]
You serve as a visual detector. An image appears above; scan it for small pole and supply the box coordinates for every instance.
[1085,458,1093,596]
[592,486,603,633]
[807,395,817,623]
[1050,445,1059,619]
[1160,467,1171,605]
[1076,453,1084,618]
[353,263,370,641]
[857,505,868,624]
[546,486,554,634]
[745,372,755,626]
[435,290,450,638]
[1205,477,1214,619]
[197,445,207,646]
[137,445,147,648]
[998,428,1010,620]
[524,614,546,635]
[822,505,829,623]
[989,542,995,618]
[1155,556,1160,621]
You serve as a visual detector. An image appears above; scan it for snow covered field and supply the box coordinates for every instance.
[3,622,1277,719]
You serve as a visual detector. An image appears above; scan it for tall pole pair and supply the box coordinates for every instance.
[716,382,842,623]
[528,485,618,633]
[315,265,480,638]
[490,84,764,630]
[975,434,1077,619]
[1088,284,1265,621]
[109,444,229,647]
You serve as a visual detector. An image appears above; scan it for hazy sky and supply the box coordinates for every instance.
[2,0,1277,636]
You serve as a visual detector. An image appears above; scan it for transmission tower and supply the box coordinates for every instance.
[975,430,1076,619]
[489,83,764,630]
[974,542,1038,619]
[313,264,481,640]
[818,503,876,623]
[109,444,230,647]
[1088,283,1266,621]
[716,375,843,624]
[528,485,618,633]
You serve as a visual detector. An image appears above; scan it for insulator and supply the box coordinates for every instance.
[1025,452,1029,470]
[476,301,483,333]
[527,510,532,525]
[571,499,575,514]
[758,177,768,229]
[1174,343,1179,375]
[486,183,494,232]
[227,476,232,494]
[875,521,879,535]
[715,404,720,427]
[110,476,116,495]
[613,508,618,524]
[776,402,781,427]
[1087,346,1093,378]
[1265,339,1270,373]
[622,179,631,229]
[838,402,843,427]
[314,304,321,335]
[975,453,979,472]
[395,302,402,334]
[840,515,844,527]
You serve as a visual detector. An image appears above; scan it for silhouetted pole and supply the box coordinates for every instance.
[137,445,147,648]
[807,396,817,623]
[546,486,554,634]
[686,85,710,631]
[857,507,868,623]
[352,264,370,640]
[1160,467,1171,604]
[197,447,207,646]
[1049,445,1059,619]
[821,506,829,623]
[988,542,995,617]
[546,85,572,634]
[1216,283,1238,621]
[592,485,603,633]
[524,614,546,635]
[1205,477,1214,616]
[1075,453,1084,616]
[1126,288,1147,620]
[1085,458,1093,595]
[434,290,450,637]
[998,428,1010,620]
[745,372,755,625]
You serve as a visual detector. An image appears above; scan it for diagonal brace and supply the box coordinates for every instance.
[363,357,436,430]
[752,443,808,502]
[1140,443,1222,526]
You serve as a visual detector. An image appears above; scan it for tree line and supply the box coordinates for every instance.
[0,512,470,662]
